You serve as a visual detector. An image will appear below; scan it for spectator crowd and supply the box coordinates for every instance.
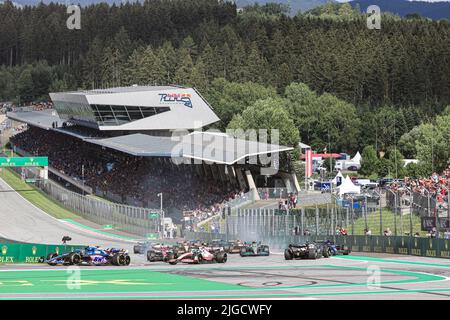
[10,126,245,223]
[388,168,450,215]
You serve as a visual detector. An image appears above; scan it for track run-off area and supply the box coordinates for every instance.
[2,176,450,299]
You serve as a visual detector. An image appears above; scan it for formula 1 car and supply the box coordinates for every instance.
[284,242,323,260]
[177,240,203,252]
[45,246,131,266]
[209,239,232,253]
[228,240,246,253]
[133,241,154,254]
[239,241,270,257]
[146,244,178,262]
[315,240,351,257]
[168,247,227,265]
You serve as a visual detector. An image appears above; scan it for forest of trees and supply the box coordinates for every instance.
[0,0,449,177]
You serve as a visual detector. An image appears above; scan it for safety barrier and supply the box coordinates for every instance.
[0,243,85,264]
[184,232,450,259]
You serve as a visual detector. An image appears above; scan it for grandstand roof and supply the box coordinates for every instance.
[85,131,293,165]
[85,134,179,157]
[7,110,59,130]
[6,109,294,164]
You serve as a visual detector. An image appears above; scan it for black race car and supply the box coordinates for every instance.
[133,241,154,254]
[239,241,270,257]
[284,242,324,260]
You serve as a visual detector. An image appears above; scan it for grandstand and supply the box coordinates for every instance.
[6,85,299,221]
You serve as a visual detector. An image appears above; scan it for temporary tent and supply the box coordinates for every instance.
[332,171,344,186]
[337,175,361,196]
[351,151,362,164]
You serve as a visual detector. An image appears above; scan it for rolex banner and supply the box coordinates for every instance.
[0,243,85,264]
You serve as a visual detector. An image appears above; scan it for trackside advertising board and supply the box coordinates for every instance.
[0,243,85,264]
[0,157,48,167]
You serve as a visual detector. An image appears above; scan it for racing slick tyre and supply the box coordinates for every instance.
[164,252,174,262]
[262,246,270,255]
[239,248,247,257]
[46,252,58,266]
[308,250,318,260]
[65,252,81,265]
[323,247,331,258]
[133,246,140,254]
[147,251,156,262]
[47,252,58,260]
[215,252,227,263]
[168,260,178,265]
[124,255,131,266]
[284,249,294,260]
[112,253,126,266]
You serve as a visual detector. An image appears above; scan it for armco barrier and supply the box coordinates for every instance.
[185,232,450,259]
[0,243,85,264]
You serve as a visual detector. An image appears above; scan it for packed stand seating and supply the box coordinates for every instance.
[390,168,450,214]
[10,126,244,223]
[25,102,53,111]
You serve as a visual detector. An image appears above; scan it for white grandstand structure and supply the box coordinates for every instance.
[6,85,301,201]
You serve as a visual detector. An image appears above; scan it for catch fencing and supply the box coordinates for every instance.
[226,206,383,239]
[184,232,450,259]
[36,179,162,238]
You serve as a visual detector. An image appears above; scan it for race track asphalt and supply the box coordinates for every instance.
[0,177,143,257]
[1,177,450,300]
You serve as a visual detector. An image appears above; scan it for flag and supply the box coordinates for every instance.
[305,148,313,178]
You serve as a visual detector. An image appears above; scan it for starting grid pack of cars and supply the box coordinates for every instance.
[40,239,351,266]
[133,239,351,265]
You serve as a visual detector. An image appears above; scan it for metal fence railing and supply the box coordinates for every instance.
[184,233,450,259]
[257,188,289,199]
[36,179,162,237]
[386,189,449,219]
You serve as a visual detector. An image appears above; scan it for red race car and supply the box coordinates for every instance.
[168,247,227,265]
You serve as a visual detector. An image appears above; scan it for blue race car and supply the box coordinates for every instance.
[45,246,131,266]
[315,240,351,257]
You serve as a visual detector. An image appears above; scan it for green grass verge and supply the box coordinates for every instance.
[0,168,78,219]
[350,209,425,236]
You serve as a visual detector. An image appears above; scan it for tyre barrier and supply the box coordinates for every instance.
[0,243,85,264]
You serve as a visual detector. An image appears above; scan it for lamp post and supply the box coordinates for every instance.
[373,188,382,235]
[364,194,368,232]
[157,193,164,238]
[351,195,355,235]
[440,185,450,235]
[423,188,437,238]
[81,164,85,196]
[405,187,413,241]
[387,189,398,236]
